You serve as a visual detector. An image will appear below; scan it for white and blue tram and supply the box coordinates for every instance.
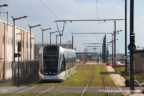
[39,45,76,81]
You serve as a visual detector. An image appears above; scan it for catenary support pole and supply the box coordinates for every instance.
[50,33,52,45]
[13,20,16,61]
[72,35,74,49]
[114,21,116,67]
[125,0,128,75]
[112,34,114,67]
[130,0,135,92]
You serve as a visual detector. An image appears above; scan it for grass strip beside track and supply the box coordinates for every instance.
[28,64,115,86]
[0,92,124,96]
[89,65,115,86]
[29,64,94,86]
[59,64,93,86]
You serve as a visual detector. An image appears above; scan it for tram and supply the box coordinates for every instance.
[39,45,76,81]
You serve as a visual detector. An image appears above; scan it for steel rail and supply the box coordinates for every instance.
[102,65,127,96]
[101,64,110,96]
[81,66,95,96]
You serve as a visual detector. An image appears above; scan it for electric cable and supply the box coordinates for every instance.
[39,0,58,18]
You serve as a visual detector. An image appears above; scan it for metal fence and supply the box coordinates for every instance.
[12,60,39,86]
[0,60,12,86]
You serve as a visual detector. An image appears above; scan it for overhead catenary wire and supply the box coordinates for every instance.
[95,0,101,33]
[95,0,99,20]
[39,0,68,43]
[39,0,58,18]
[39,0,73,39]
[55,19,124,22]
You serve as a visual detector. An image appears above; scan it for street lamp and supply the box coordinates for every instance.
[11,16,28,61]
[0,4,8,19]
[41,28,51,46]
[11,16,27,87]
[113,29,123,67]
[72,35,74,49]
[107,42,112,65]
[49,31,58,45]
[0,4,8,14]
[28,24,41,61]
[0,4,8,7]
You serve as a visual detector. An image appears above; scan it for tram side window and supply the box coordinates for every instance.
[60,55,65,71]
[65,54,68,69]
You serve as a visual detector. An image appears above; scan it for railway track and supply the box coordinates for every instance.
[81,64,111,96]
[80,64,111,96]
[81,66,95,96]
[101,64,110,96]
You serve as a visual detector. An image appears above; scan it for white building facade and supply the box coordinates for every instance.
[0,20,35,80]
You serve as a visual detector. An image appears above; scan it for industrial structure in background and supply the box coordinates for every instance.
[0,20,35,81]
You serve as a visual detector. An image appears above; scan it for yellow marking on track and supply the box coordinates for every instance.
[18,86,36,93]
[36,86,55,96]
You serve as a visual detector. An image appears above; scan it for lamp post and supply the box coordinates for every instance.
[0,4,8,8]
[28,24,41,61]
[107,42,112,65]
[16,33,21,87]
[111,34,114,66]
[111,30,122,67]
[49,31,58,45]
[41,28,51,46]
[72,35,74,49]
[28,24,41,80]
[113,27,123,67]
[11,16,27,87]
[11,16,27,62]
[0,4,8,16]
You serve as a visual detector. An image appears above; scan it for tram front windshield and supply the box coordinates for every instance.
[43,46,59,74]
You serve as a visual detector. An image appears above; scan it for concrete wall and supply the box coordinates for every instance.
[0,20,34,80]
[0,21,4,80]
[134,50,144,72]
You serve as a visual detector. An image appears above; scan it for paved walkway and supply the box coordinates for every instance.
[0,65,144,96]
[106,66,125,87]
[0,86,143,94]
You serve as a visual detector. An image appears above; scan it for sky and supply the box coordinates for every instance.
[0,0,144,53]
